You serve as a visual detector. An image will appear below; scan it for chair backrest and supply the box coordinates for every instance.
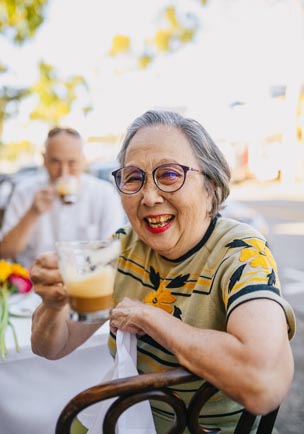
[55,366,279,434]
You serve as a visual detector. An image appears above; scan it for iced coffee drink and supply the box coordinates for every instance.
[64,265,115,315]
[55,175,78,205]
[56,240,120,322]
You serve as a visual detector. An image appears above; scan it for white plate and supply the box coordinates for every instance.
[8,291,41,317]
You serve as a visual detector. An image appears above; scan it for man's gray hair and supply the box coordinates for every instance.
[44,127,84,151]
[117,109,231,217]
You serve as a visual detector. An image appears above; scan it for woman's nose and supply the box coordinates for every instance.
[140,178,164,206]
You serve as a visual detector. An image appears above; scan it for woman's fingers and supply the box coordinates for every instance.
[110,319,142,335]
[34,283,68,308]
[109,324,118,335]
[110,299,146,335]
[30,252,63,285]
[36,251,59,268]
[31,266,63,285]
[30,252,67,308]
[34,282,65,298]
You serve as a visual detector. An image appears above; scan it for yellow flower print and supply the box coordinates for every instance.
[239,238,277,271]
[144,282,176,314]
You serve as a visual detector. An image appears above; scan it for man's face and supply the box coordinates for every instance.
[43,132,85,182]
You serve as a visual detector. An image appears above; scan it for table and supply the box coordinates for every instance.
[0,301,113,434]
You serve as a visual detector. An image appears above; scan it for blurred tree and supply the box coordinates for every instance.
[0,0,49,44]
[1,139,35,161]
[0,84,29,138]
[30,61,90,127]
[108,3,202,70]
[0,0,49,145]
[0,0,91,149]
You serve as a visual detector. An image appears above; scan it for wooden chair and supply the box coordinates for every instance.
[55,366,279,434]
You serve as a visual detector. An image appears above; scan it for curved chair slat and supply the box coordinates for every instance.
[55,367,280,434]
[187,382,221,434]
[103,389,187,434]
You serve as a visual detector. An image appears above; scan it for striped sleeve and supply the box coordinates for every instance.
[221,236,296,339]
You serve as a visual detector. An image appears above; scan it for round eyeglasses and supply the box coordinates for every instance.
[111,163,204,195]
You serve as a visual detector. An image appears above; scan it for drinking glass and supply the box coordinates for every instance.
[56,239,120,322]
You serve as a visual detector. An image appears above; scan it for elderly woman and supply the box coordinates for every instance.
[31,110,295,434]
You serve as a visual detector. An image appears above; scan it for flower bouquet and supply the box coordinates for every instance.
[0,260,32,360]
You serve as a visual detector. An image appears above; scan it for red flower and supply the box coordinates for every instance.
[8,274,32,294]
[0,261,32,359]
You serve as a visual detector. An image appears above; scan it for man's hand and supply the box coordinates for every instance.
[30,186,55,215]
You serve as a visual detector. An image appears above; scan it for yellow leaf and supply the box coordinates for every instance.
[179,28,194,43]
[154,29,171,52]
[109,34,130,56]
[138,55,153,69]
[165,6,178,28]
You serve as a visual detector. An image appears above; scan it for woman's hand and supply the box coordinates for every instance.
[30,251,67,310]
[31,251,102,359]
[110,297,149,336]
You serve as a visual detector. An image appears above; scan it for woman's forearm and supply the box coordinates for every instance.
[31,303,103,360]
[134,302,294,415]
[31,303,71,359]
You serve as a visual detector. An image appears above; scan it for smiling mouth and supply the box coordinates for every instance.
[144,215,174,228]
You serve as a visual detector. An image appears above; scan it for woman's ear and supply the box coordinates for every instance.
[207,191,213,215]
[204,178,217,216]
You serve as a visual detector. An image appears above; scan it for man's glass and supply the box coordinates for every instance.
[111,163,203,195]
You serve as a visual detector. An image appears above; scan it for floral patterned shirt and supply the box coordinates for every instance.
[108,216,296,432]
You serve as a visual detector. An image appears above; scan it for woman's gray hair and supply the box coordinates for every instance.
[117,110,231,217]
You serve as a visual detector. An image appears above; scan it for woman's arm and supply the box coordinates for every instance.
[30,252,104,360]
[110,297,294,415]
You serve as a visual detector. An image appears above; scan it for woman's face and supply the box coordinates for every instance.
[121,125,213,259]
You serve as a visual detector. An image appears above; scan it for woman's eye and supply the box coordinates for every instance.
[125,176,142,183]
[164,172,176,178]
[124,171,143,183]
[158,170,180,181]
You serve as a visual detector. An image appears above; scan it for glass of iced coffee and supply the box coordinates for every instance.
[55,175,79,205]
[56,239,120,322]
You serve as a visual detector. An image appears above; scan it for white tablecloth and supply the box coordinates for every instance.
[0,297,113,434]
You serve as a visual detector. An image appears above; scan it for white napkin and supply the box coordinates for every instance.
[79,330,157,434]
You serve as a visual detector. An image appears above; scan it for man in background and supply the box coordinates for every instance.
[0,127,125,268]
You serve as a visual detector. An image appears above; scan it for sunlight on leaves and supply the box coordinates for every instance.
[109,34,131,56]
[29,62,88,126]
[0,0,49,44]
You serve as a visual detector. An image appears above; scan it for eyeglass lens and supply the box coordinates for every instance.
[115,164,186,194]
